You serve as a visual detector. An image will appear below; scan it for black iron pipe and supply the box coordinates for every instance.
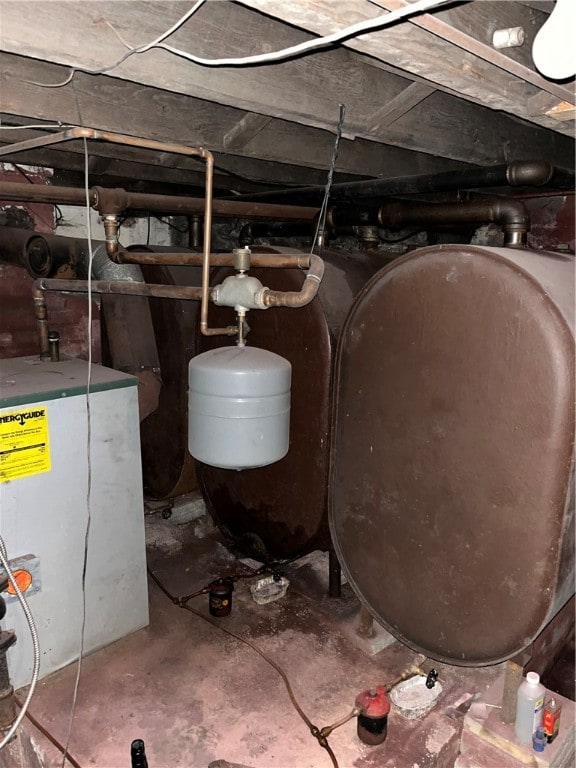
[238,221,315,246]
[376,198,530,247]
[232,162,575,205]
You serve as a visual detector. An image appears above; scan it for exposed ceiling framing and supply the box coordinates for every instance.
[0,0,574,198]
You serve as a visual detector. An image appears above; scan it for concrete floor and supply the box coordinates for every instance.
[5,511,526,768]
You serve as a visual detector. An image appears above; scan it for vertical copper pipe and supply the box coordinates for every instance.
[1,127,235,337]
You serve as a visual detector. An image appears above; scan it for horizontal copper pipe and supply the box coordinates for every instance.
[0,181,319,221]
[35,277,206,302]
[115,250,311,269]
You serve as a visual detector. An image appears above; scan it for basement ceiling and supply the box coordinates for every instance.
[0,0,574,197]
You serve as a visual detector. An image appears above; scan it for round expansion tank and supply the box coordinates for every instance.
[330,245,574,665]
[188,346,291,470]
[196,247,378,561]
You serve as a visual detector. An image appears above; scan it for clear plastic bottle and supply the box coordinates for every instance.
[515,672,546,744]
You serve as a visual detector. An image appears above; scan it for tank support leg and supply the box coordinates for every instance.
[357,605,376,638]
[328,549,342,598]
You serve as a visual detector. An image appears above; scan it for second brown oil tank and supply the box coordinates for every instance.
[330,245,574,665]
[196,247,378,561]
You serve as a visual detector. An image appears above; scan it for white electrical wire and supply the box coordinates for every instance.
[0,123,77,130]
[32,0,454,87]
[155,0,453,67]
[60,98,95,768]
[0,536,40,751]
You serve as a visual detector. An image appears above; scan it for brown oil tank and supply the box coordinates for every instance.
[138,260,203,499]
[330,245,574,665]
[197,247,378,561]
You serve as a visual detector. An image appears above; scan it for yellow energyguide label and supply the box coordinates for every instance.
[0,406,51,482]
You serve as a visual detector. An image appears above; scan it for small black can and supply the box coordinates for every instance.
[208,577,234,617]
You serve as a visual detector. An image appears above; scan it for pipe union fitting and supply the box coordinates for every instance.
[211,274,269,310]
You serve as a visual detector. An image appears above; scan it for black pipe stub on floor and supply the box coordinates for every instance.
[208,578,235,617]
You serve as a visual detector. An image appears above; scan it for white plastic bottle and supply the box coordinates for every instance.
[514,672,546,744]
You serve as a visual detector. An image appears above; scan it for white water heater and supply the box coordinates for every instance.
[0,357,149,689]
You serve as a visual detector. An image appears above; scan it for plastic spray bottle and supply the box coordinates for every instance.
[514,672,546,745]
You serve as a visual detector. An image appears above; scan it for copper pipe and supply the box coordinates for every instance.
[35,277,207,303]
[115,250,311,269]
[0,127,238,336]
[262,254,324,308]
[102,214,120,258]
[0,181,94,206]
[34,277,239,339]
[0,184,319,221]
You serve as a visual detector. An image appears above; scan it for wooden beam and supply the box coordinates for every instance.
[367,83,435,133]
[1,0,572,153]
[0,128,373,195]
[240,0,573,135]
[223,113,273,150]
[2,53,573,171]
[373,0,573,102]
[0,53,472,176]
[0,1,411,136]
[527,93,576,122]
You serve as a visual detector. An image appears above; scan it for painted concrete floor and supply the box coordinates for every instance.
[14,512,507,768]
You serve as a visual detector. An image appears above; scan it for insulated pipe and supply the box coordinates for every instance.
[232,161,575,205]
[262,254,325,308]
[376,198,530,247]
[86,245,162,420]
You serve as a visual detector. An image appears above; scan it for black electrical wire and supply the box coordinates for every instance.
[147,568,340,768]
[14,696,83,768]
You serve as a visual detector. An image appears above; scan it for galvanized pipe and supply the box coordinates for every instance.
[32,289,50,360]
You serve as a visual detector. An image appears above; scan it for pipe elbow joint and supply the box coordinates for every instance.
[491,199,529,247]
[262,254,324,308]
[506,161,553,187]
